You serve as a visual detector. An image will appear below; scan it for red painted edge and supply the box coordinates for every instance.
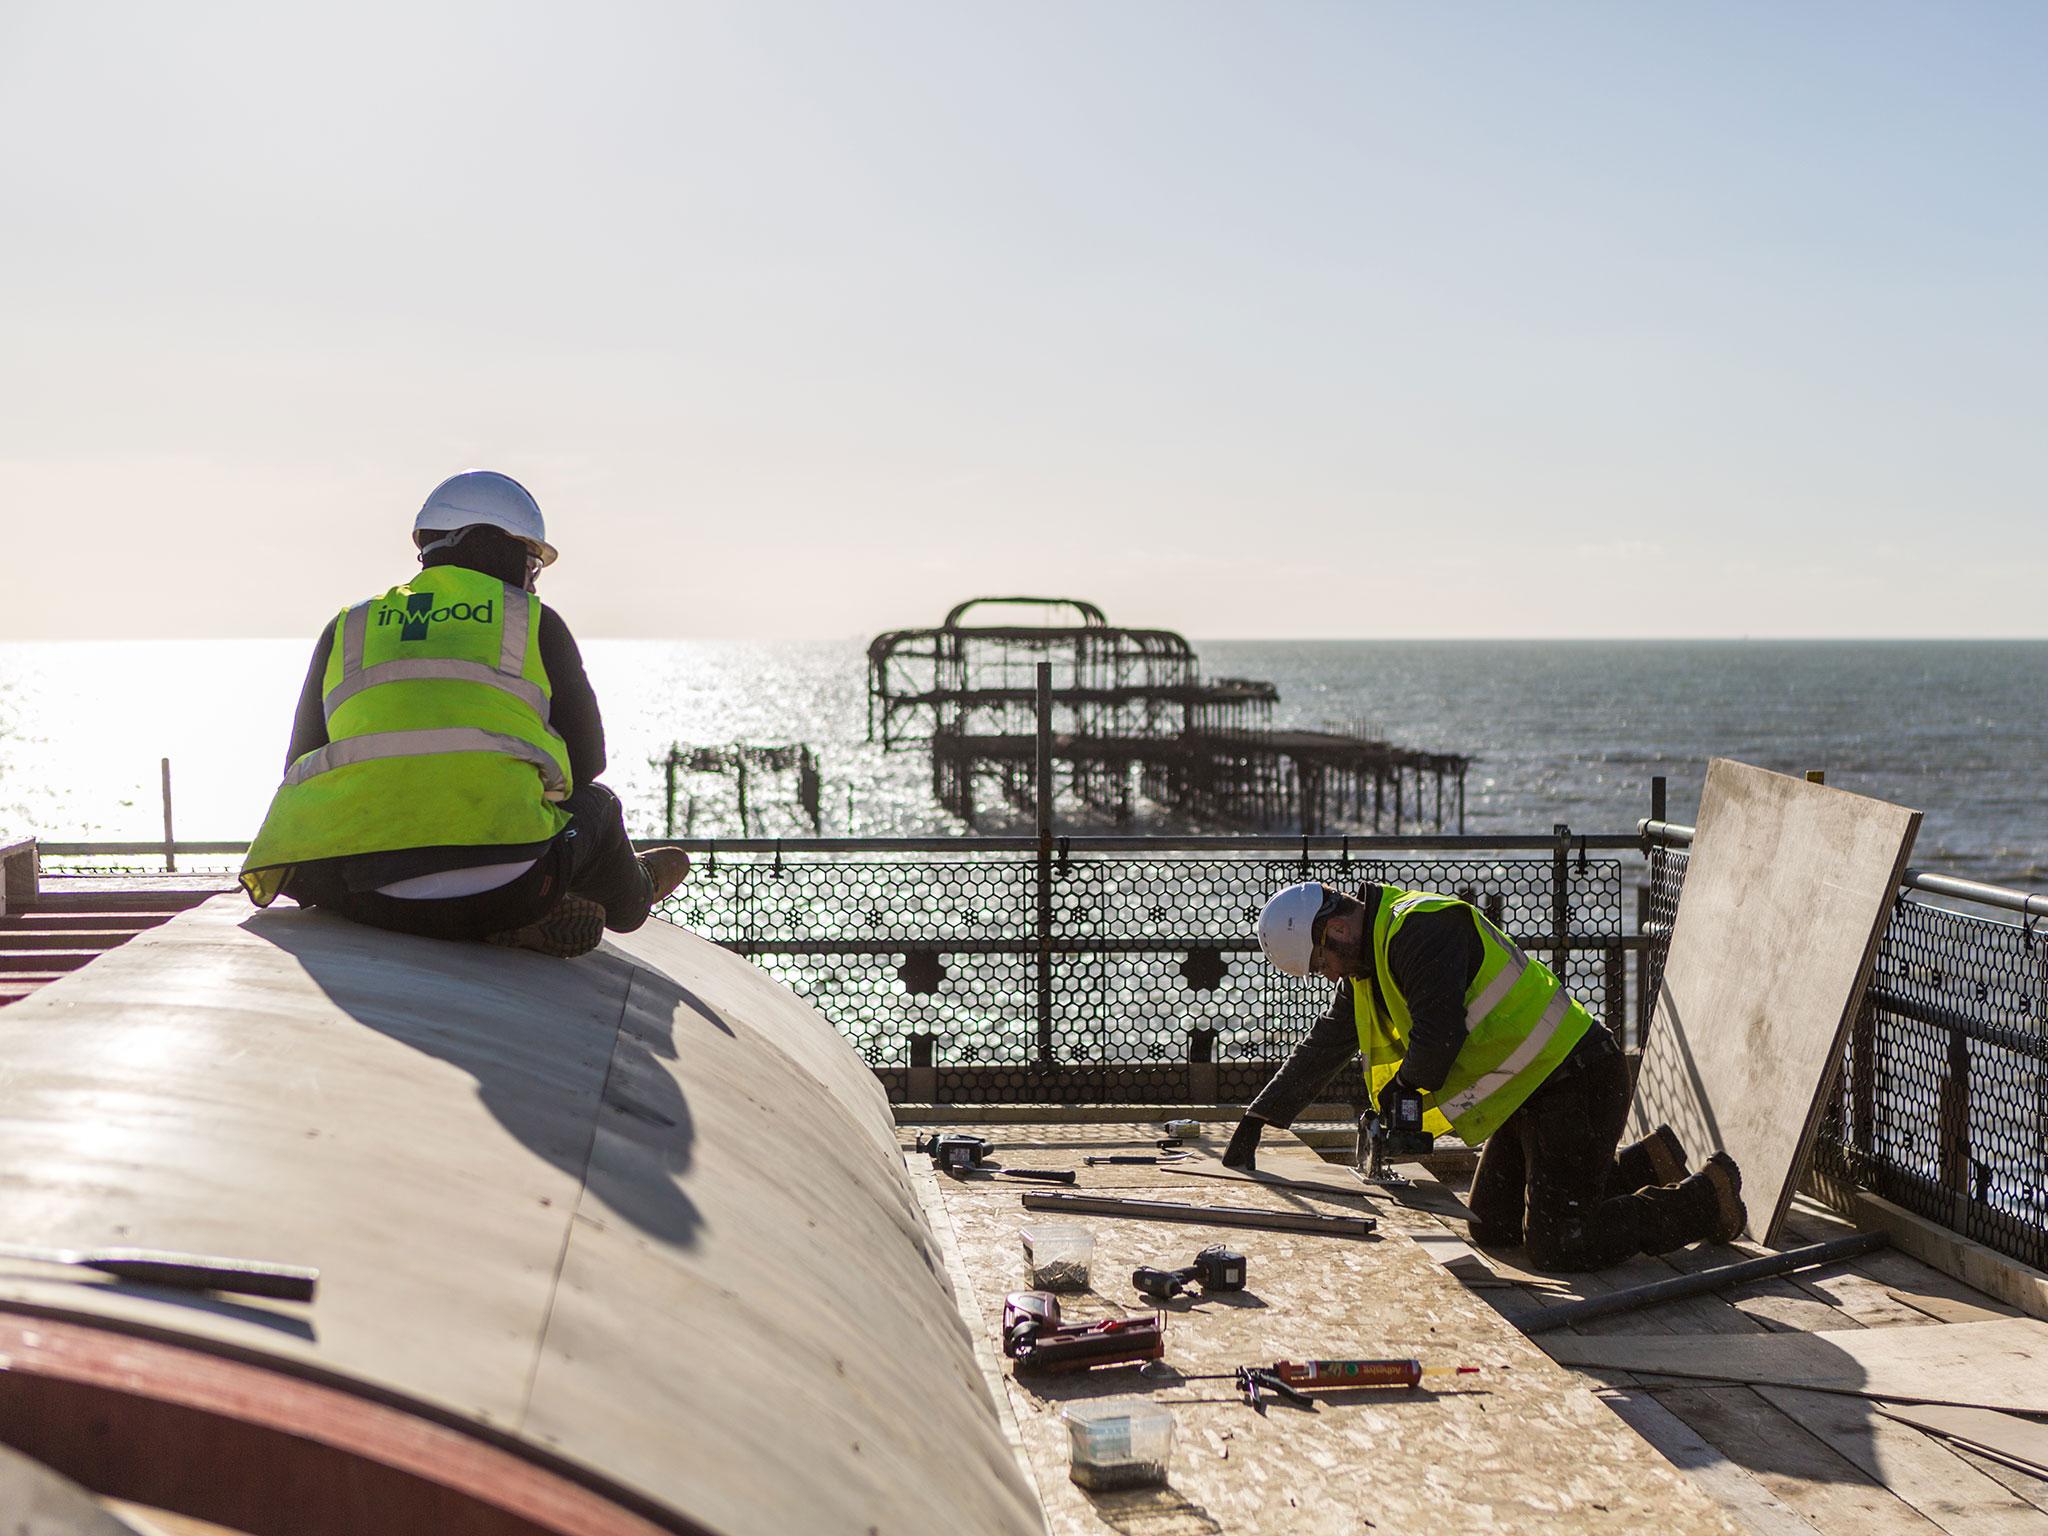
[0,1314,715,1536]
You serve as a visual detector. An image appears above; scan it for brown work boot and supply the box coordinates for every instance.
[485,894,607,958]
[1693,1151,1747,1243]
[641,846,692,904]
[1644,1123,1688,1185]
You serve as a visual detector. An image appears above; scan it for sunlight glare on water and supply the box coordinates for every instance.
[2,637,2044,891]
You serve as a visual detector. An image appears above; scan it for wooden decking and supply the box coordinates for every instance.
[0,873,231,1007]
[900,1111,2048,1535]
[906,1117,1752,1536]
[1386,1150,2048,1536]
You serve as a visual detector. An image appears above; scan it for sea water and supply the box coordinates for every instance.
[1,638,2042,891]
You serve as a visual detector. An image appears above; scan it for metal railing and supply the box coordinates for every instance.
[36,805,2048,1269]
[30,825,1647,1106]
[1640,819,2048,1270]
[653,827,1640,1104]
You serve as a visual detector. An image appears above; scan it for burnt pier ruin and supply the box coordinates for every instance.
[866,597,1471,832]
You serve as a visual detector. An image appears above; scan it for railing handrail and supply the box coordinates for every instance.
[1898,869,2048,920]
[626,832,1647,854]
[41,825,2048,918]
[38,831,1648,857]
[1640,818,2048,919]
[38,841,252,856]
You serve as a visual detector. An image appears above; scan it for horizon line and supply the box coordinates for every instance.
[5,633,2048,646]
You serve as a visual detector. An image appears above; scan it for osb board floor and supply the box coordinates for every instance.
[907,1121,1747,1536]
[1401,1156,2048,1536]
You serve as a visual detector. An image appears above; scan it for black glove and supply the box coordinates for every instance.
[1221,1114,1266,1171]
[1375,1076,1428,1139]
[1374,1074,1410,1119]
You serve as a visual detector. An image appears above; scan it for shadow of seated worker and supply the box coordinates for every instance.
[1222,881,1746,1272]
[246,906,704,1252]
[238,469,690,958]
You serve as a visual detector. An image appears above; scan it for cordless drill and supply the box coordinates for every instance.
[1131,1245,1248,1302]
[915,1132,992,1172]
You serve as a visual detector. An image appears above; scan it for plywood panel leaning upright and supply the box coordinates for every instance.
[1629,759,1920,1244]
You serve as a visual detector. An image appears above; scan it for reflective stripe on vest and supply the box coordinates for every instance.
[1352,887,1592,1146]
[280,726,569,797]
[1435,985,1574,1122]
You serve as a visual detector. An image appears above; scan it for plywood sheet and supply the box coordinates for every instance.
[524,923,1042,1536]
[1594,1387,1824,1535]
[1879,1406,2048,1480]
[0,897,620,1423]
[1630,760,1920,1243]
[0,897,1042,1536]
[1758,1387,2048,1536]
[1653,1385,1949,1536]
[922,1120,1745,1535]
[1543,1319,2048,1412]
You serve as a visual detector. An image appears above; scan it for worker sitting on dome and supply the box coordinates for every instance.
[1226,881,1744,1271]
[240,470,690,956]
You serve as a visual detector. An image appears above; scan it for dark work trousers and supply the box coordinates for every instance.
[298,782,655,943]
[554,781,658,931]
[1466,1030,1717,1271]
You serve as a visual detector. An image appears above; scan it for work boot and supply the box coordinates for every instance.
[641,846,692,904]
[1644,1123,1688,1185]
[1691,1152,1747,1244]
[1610,1122,1689,1195]
[485,894,607,959]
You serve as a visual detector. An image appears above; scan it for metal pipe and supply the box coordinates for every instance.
[1550,823,1571,974]
[1035,662,1055,1065]
[1638,821,2048,918]
[1901,869,2048,920]
[160,758,176,873]
[40,842,254,856]
[1514,1232,1888,1334]
[628,833,1651,855]
[1020,1190,1377,1239]
[1865,986,2048,1058]
[41,832,1654,857]
[715,935,1667,957]
[1638,818,1697,847]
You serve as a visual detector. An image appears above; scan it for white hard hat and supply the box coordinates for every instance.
[414,470,558,567]
[1257,882,1332,978]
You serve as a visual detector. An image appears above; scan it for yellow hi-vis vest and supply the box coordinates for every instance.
[240,568,573,906]
[1354,888,1593,1146]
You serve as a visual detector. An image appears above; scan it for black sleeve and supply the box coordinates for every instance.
[540,606,606,787]
[284,620,336,770]
[1245,981,1361,1127]
[1384,905,1486,1092]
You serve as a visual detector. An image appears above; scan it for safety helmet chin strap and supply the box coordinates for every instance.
[419,524,544,592]
[416,525,474,561]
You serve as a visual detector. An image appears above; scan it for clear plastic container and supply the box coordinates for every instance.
[1061,1398,1175,1490]
[1019,1223,1094,1291]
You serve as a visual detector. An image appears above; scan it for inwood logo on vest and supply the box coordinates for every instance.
[382,593,496,641]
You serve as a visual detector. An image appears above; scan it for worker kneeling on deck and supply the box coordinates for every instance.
[1225,882,1744,1271]
[239,471,690,956]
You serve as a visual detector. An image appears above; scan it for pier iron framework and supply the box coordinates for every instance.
[866,596,1471,833]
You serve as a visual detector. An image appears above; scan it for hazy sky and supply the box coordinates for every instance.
[4,2,2045,640]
